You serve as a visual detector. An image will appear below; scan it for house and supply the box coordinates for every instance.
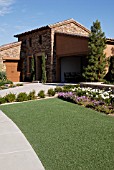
[1,19,114,82]
[0,42,21,82]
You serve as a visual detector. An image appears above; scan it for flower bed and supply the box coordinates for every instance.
[58,87,114,114]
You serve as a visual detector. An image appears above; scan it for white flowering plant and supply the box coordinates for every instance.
[58,85,114,114]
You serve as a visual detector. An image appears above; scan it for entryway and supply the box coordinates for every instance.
[35,56,42,81]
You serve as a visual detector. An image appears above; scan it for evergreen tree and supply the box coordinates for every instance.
[41,53,47,83]
[83,20,107,82]
[30,56,35,81]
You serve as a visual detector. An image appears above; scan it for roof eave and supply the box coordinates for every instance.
[14,25,50,38]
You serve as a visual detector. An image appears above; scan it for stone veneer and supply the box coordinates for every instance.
[0,42,21,72]
[16,19,90,82]
[18,28,52,81]
[50,21,89,81]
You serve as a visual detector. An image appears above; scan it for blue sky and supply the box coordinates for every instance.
[0,0,114,46]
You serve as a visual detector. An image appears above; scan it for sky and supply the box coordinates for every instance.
[0,0,114,46]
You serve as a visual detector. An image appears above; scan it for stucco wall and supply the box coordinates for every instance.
[56,33,88,57]
[105,44,114,57]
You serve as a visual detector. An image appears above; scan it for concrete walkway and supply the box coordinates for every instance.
[0,83,58,97]
[0,110,45,170]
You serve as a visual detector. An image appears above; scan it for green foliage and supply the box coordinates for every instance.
[0,72,7,81]
[28,90,36,100]
[83,20,107,82]
[16,92,28,102]
[38,90,45,98]
[15,83,23,86]
[30,56,35,81]
[48,88,55,96]
[55,86,63,92]
[63,84,80,90]
[41,53,47,83]
[0,97,6,104]
[0,80,13,86]
[5,93,16,103]
[9,84,16,88]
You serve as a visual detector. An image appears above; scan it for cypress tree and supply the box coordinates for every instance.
[30,56,35,81]
[83,20,107,82]
[41,53,47,83]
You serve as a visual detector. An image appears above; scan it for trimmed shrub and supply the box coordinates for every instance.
[63,84,80,90]
[38,90,45,98]
[0,80,13,87]
[5,93,16,103]
[28,90,36,100]
[48,88,55,96]
[9,84,16,88]
[0,72,7,81]
[16,92,28,102]
[16,83,23,86]
[0,97,6,104]
[55,86,63,92]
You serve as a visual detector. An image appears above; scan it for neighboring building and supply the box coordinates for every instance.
[0,42,21,82]
[0,19,114,82]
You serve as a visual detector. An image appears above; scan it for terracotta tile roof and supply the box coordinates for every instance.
[0,41,21,51]
[14,18,90,37]
[106,38,114,41]
[14,19,114,41]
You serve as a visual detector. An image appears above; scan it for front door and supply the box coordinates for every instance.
[36,56,42,81]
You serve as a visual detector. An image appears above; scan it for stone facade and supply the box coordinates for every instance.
[15,19,90,82]
[0,42,21,72]
[17,28,52,81]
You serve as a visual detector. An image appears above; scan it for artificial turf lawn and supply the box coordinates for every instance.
[0,98,114,170]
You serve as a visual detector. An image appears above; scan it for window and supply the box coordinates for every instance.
[29,38,32,47]
[39,35,42,45]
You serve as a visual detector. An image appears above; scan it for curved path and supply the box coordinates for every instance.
[0,83,57,97]
[0,110,45,170]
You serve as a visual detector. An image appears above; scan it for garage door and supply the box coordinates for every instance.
[5,62,20,82]
[61,56,81,82]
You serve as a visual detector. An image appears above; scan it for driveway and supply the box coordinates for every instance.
[0,83,59,97]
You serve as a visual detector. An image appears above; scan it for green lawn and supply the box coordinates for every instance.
[0,98,114,170]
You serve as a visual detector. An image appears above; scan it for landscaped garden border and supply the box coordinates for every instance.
[57,85,114,114]
[0,84,113,114]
